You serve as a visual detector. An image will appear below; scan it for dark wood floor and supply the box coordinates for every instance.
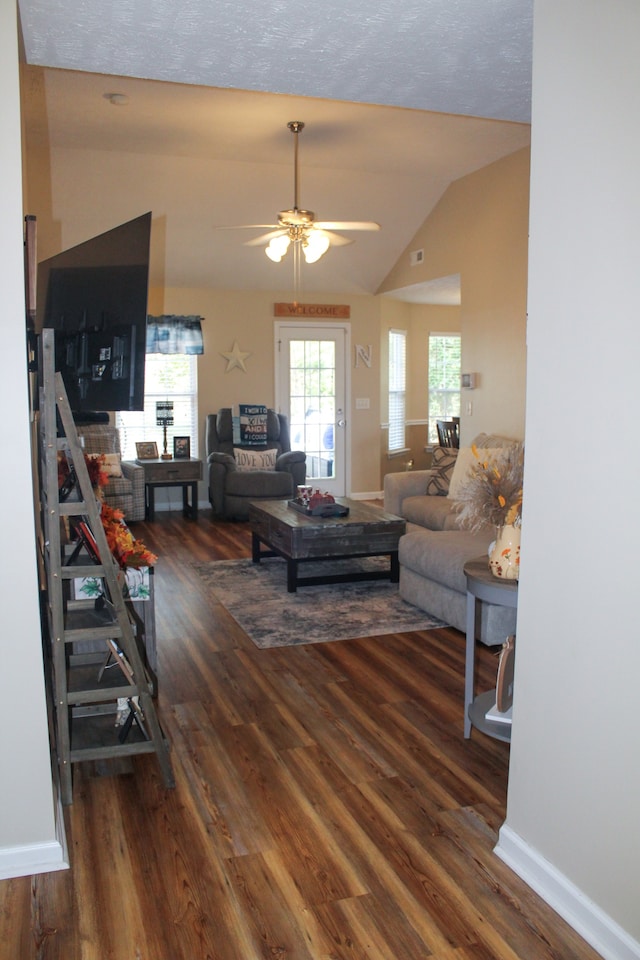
[0,509,601,960]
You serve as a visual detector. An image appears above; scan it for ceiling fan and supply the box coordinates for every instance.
[220,121,380,263]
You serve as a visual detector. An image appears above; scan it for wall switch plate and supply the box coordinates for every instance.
[355,397,370,410]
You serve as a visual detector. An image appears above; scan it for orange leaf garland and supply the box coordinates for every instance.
[100,503,158,569]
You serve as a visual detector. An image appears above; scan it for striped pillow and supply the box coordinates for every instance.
[426,447,458,496]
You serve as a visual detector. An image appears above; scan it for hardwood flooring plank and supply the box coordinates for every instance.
[166,702,276,857]
[430,807,604,960]
[309,894,431,960]
[224,852,318,960]
[216,721,369,905]
[276,744,456,956]
[65,770,153,959]
[112,752,261,960]
[0,876,38,959]
[257,666,401,785]
[0,510,602,960]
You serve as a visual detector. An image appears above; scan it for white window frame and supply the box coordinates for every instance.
[388,328,407,453]
[117,353,198,460]
[428,333,461,444]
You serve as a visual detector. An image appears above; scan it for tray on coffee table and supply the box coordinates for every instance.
[288,498,349,518]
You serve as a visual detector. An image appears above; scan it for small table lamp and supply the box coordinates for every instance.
[156,400,174,460]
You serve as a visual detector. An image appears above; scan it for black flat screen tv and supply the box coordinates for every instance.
[36,212,151,415]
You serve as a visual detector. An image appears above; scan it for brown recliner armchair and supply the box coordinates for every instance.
[206,408,306,519]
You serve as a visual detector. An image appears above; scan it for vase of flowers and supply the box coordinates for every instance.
[455,442,524,580]
[488,523,521,579]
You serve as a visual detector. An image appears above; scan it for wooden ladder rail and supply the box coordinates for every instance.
[39,329,174,804]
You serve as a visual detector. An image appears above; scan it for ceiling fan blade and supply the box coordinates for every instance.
[243,229,287,247]
[214,224,279,231]
[320,230,354,247]
[314,220,381,232]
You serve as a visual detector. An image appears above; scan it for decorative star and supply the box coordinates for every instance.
[220,341,251,373]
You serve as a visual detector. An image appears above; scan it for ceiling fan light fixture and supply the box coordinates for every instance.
[265,234,291,262]
[225,121,380,266]
[303,231,330,263]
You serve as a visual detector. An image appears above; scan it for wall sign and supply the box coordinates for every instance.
[274,303,351,318]
[355,344,372,368]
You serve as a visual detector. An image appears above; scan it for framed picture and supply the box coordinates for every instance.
[173,436,191,459]
[136,441,159,460]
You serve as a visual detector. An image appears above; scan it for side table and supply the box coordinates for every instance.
[464,557,518,741]
[136,457,203,521]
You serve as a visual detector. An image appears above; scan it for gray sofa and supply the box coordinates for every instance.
[384,433,518,646]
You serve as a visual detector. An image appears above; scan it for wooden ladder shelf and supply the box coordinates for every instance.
[38,329,174,804]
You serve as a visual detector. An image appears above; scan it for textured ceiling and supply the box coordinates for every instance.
[18,0,533,301]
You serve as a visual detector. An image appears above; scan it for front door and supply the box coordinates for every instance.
[275,322,349,497]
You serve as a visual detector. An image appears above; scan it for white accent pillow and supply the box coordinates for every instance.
[100,453,123,478]
[233,447,278,472]
[447,447,501,500]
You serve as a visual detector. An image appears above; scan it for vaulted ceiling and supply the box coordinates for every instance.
[18,0,532,302]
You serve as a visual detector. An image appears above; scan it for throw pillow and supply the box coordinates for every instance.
[426,447,458,496]
[233,447,278,472]
[447,446,501,500]
[472,432,517,449]
[100,453,123,478]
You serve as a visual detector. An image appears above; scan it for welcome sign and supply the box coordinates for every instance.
[273,303,350,318]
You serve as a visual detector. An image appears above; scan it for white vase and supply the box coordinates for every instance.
[489,524,521,579]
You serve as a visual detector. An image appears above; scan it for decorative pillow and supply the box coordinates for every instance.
[100,453,123,478]
[472,432,517,449]
[447,446,501,500]
[233,447,278,472]
[426,447,458,496]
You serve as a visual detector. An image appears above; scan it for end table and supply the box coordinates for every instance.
[136,457,203,521]
[464,557,518,741]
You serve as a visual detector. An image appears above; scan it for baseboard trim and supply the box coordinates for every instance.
[495,825,640,960]
[349,490,384,501]
[0,779,69,881]
[0,837,68,880]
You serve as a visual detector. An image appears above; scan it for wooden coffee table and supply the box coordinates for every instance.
[248,498,406,592]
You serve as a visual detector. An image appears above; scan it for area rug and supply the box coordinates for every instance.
[192,556,447,648]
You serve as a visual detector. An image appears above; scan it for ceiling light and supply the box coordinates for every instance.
[265,235,291,262]
[303,231,330,264]
[223,120,378,267]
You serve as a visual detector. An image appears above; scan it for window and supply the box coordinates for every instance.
[388,329,407,452]
[117,353,198,459]
[428,333,461,443]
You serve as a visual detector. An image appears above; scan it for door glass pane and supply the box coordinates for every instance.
[289,339,336,480]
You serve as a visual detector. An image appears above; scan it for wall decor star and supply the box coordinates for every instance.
[220,341,251,373]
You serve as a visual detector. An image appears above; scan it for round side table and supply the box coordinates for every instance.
[463,558,518,741]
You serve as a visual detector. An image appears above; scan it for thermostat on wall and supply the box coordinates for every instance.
[461,372,477,389]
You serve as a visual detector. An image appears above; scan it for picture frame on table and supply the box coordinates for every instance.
[173,436,191,459]
[136,441,159,460]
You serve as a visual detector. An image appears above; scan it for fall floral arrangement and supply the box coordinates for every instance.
[100,503,158,569]
[455,442,524,533]
[58,452,109,493]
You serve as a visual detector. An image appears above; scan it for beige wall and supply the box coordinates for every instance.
[0,3,63,878]
[24,105,529,501]
[379,148,530,444]
[151,285,383,495]
[496,1,640,951]
[379,300,461,479]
